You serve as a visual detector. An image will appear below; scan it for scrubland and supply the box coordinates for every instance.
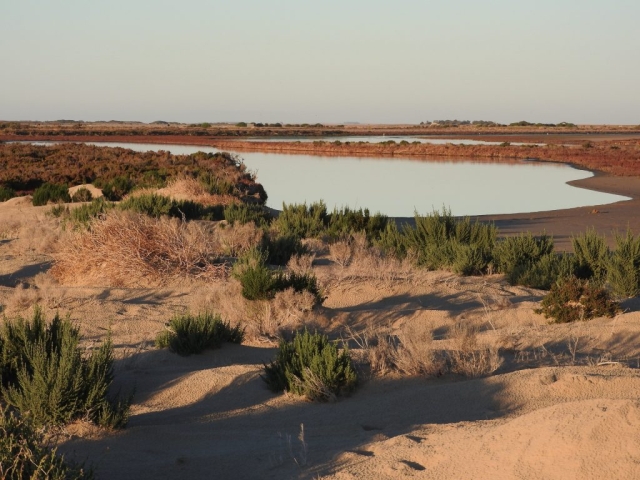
[1,143,640,479]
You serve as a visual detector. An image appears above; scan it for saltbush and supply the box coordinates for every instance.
[535,276,619,323]
[0,407,93,479]
[0,308,131,429]
[492,233,554,275]
[32,183,71,206]
[155,312,243,356]
[262,330,357,401]
[508,252,575,290]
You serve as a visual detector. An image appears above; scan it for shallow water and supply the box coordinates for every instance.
[22,141,629,217]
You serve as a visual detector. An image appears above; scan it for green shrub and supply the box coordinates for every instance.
[70,197,115,228]
[274,201,328,239]
[608,230,640,297]
[223,203,271,226]
[262,233,307,266]
[508,253,575,290]
[155,312,243,356]
[262,330,357,401]
[325,207,388,241]
[493,233,554,275]
[0,407,93,479]
[572,229,609,284]
[535,276,619,323]
[47,204,70,218]
[233,248,321,302]
[0,308,131,429]
[118,193,224,221]
[99,176,133,201]
[375,221,408,259]
[32,183,71,206]
[0,185,15,202]
[233,248,276,300]
[199,172,235,196]
[71,187,93,203]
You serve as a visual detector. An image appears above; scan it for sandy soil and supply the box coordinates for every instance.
[1,191,640,480]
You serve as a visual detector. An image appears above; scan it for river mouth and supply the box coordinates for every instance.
[17,141,630,217]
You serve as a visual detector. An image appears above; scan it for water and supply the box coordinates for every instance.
[20,141,629,217]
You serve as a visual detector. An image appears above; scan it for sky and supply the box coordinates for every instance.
[1,0,639,124]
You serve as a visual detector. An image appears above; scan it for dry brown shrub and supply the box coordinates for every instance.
[348,321,444,377]
[301,237,328,256]
[157,176,236,206]
[258,288,317,340]
[215,222,263,257]
[4,283,42,312]
[287,253,316,276]
[51,211,226,287]
[329,240,353,268]
[447,320,503,377]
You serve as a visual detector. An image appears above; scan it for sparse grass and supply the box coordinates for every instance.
[263,330,357,401]
[155,312,244,356]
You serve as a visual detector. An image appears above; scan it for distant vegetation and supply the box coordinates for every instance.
[0,143,266,203]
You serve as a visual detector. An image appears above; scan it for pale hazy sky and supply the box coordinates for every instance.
[2,1,639,124]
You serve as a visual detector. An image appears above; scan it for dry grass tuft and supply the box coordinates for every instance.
[51,211,226,287]
[157,176,237,206]
[447,320,503,377]
[216,222,263,257]
[287,253,316,276]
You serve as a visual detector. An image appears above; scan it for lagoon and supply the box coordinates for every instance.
[27,141,629,217]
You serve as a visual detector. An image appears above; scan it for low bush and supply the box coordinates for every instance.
[535,276,620,323]
[70,197,115,228]
[199,172,235,196]
[98,176,133,201]
[572,229,609,284]
[262,233,308,266]
[325,207,388,241]
[223,203,271,226]
[493,233,554,275]
[0,407,93,479]
[32,183,71,206]
[262,330,357,401]
[608,230,640,297]
[274,201,328,239]
[233,248,321,302]
[0,308,131,428]
[0,185,15,202]
[71,187,93,203]
[118,193,224,221]
[155,312,243,356]
[508,252,575,290]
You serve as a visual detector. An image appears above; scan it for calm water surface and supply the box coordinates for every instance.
[26,142,629,217]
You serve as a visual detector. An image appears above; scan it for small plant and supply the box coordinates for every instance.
[535,276,620,323]
[224,203,271,226]
[0,407,94,479]
[70,197,115,228]
[262,233,308,266]
[48,204,70,218]
[493,232,554,276]
[0,185,15,202]
[155,312,243,356]
[99,176,133,201]
[233,248,276,300]
[572,229,609,284]
[32,183,71,206]
[608,230,640,297]
[274,201,328,239]
[0,307,131,428]
[71,187,93,203]
[118,193,224,221]
[263,330,357,401]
